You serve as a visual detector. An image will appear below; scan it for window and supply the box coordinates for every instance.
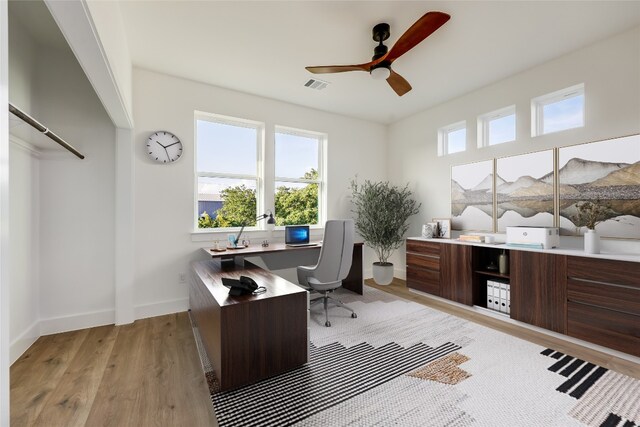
[477,106,516,147]
[438,121,466,156]
[195,113,262,229]
[532,84,584,136]
[274,127,324,226]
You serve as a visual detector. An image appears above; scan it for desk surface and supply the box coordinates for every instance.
[201,241,364,258]
[192,259,307,308]
[202,241,364,295]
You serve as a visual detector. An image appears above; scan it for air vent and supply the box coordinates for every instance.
[304,78,329,91]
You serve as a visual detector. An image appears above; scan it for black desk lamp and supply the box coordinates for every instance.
[233,211,276,246]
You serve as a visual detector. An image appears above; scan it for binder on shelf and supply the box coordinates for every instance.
[506,283,511,315]
[493,281,501,312]
[499,282,508,313]
[486,280,494,310]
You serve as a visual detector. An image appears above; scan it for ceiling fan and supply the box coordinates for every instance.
[305,11,450,96]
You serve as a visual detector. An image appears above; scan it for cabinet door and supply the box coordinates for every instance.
[440,244,473,306]
[510,252,566,333]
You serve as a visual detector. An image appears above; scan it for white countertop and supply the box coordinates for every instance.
[408,236,640,263]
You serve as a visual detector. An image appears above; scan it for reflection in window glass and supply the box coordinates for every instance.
[197,177,257,228]
[447,128,466,154]
[489,114,516,146]
[274,181,318,226]
[196,119,257,175]
[542,94,584,134]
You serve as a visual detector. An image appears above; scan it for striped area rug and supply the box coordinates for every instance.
[191,286,640,427]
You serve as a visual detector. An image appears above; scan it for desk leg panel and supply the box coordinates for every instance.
[343,244,363,295]
[221,293,308,390]
[189,271,222,384]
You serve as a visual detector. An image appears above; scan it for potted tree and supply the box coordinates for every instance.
[351,179,421,285]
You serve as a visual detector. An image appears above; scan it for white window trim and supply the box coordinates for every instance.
[194,111,265,231]
[531,83,585,137]
[438,121,466,156]
[273,125,326,228]
[477,105,516,148]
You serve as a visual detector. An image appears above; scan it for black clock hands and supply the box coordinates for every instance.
[165,141,181,148]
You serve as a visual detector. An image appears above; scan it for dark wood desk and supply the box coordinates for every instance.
[201,241,364,295]
[190,259,308,391]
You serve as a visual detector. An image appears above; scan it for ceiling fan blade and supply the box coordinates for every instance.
[385,11,450,63]
[387,70,412,96]
[305,63,371,74]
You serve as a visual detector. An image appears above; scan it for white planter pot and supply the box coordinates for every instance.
[372,262,394,285]
[584,229,600,254]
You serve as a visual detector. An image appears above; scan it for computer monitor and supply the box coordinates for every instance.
[285,225,310,245]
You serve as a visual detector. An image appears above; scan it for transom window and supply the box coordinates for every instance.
[438,121,467,156]
[532,84,585,136]
[477,106,516,147]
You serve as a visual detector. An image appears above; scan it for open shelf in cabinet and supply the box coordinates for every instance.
[472,246,511,310]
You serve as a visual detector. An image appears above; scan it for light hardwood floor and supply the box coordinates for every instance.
[367,278,640,380]
[11,280,639,426]
[10,312,218,427]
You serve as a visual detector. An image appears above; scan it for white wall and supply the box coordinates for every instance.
[132,68,387,316]
[8,139,39,363]
[387,26,640,274]
[8,12,39,363]
[1,0,11,423]
[36,45,116,334]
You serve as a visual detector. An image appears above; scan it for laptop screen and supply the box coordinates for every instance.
[285,225,310,245]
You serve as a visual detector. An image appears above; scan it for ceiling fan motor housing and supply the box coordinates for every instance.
[372,23,391,60]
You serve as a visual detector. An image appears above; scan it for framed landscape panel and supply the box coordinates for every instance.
[558,134,640,239]
[451,160,494,231]
[496,150,555,231]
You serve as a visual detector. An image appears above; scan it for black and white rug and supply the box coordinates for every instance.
[191,286,640,427]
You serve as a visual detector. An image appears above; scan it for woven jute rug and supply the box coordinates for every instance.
[191,286,640,427]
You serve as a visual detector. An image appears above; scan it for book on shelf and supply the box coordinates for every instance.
[459,235,485,243]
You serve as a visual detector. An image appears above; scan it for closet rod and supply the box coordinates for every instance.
[8,103,85,160]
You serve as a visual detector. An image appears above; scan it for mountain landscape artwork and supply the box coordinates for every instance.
[558,134,640,239]
[451,160,494,231]
[496,150,555,232]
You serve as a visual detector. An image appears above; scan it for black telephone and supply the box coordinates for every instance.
[222,275,259,296]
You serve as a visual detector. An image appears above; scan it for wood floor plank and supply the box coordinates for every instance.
[31,325,119,427]
[11,329,90,426]
[368,278,640,379]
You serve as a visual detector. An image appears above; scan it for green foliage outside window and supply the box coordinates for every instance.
[198,169,319,228]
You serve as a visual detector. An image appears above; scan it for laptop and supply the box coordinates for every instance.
[285,225,318,247]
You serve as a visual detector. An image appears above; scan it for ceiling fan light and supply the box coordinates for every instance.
[371,67,391,80]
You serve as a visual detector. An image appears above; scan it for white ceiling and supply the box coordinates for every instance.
[118,1,640,124]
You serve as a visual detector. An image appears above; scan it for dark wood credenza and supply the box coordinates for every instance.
[406,238,640,357]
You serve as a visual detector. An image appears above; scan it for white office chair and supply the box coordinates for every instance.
[297,219,357,327]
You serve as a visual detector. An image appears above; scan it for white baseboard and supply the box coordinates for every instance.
[134,297,189,321]
[39,309,115,336]
[394,266,406,280]
[10,321,40,365]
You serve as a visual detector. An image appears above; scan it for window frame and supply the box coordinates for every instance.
[194,111,265,231]
[438,121,467,156]
[273,125,326,228]
[477,105,516,148]
[531,83,585,137]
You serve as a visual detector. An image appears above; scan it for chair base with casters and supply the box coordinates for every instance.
[309,288,357,327]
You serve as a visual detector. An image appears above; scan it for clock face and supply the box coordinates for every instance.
[146,131,183,164]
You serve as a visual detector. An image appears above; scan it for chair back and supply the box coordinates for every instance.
[313,220,355,284]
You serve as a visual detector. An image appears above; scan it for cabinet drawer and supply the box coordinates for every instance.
[406,239,440,257]
[406,253,440,271]
[407,266,441,296]
[568,257,640,289]
[568,279,640,316]
[567,301,640,357]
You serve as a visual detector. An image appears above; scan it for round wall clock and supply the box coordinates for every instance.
[146,131,183,163]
